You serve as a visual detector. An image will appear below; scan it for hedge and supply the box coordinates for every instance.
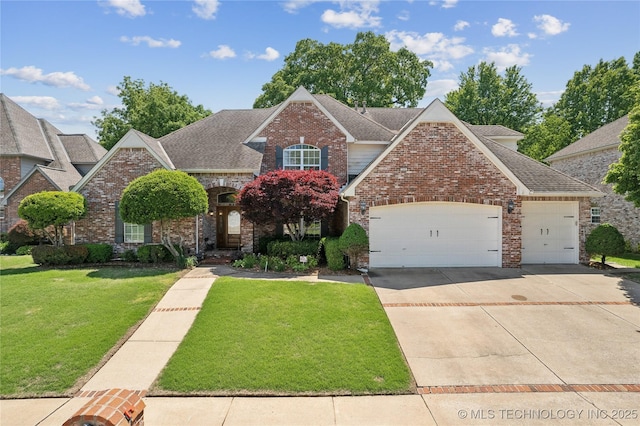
[322,237,345,271]
[267,239,320,258]
[31,245,89,265]
[85,243,113,263]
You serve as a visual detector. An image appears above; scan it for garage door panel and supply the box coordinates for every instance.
[521,202,578,264]
[369,202,502,268]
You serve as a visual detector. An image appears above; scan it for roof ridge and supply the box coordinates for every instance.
[313,94,398,136]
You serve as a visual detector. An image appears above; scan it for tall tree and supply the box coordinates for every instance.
[518,112,573,162]
[604,97,640,207]
[237,170,339,241]
[445,62,541,132]
[18,191,87,247]
[552,55,639,141]
[119,169,208,262]
[254,31,432,108]
[93,77,211,150]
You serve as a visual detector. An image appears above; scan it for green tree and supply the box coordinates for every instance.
[18,191,87,247]
[518,112,573,162]
[445,62,541,132]
[585,223,625,265]
[553,55,639,141]
[119,169,208,262]
[93,76,211,150]
[254,31,432,108]
[338,223,369,269]
[604,98,640,206]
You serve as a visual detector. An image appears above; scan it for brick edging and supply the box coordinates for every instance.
[383,301,633,308]
[152,307,202,312]
[75,389,148,398]
[418,384,640,394]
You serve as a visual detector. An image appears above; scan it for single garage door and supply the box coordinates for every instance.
[521,201,579,264]
[369,202,502,268]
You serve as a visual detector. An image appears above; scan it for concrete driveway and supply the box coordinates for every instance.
[370,265,640,424]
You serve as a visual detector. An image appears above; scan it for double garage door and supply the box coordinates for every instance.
[368,201,579,268]
[369,202,502,268]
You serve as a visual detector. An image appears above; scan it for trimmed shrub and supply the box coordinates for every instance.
[323,237,345,271]
[257,235,289,254]
[31,245,88,265]
[6,220,40,254]
[0,240,9,254]
[16,245,35,255]
[85,243,113,263]
[137,244,173,263]
[267,239,320,259]
[585,223,625,265]
[233,253,259,269]
[338,223,369,268]
[122,249,138,262]
[286,254,318,272]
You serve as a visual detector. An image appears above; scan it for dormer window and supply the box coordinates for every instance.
[283,144,321,170]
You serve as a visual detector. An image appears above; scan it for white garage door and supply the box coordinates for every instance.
[369,202,502,268]
[521,201,579,264]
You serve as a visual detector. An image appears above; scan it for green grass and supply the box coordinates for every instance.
[591,252,640,268]
[0,255,180,397]
[155,277,412,395]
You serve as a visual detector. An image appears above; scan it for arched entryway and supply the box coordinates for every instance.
[204,188,242,250]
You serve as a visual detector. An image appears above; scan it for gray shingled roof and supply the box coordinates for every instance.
[59,134,107,164]
[160,109,273,171]
[1,94,54,160]
[130,130,175,169]
[466,123,524,138]
[546,115,628,162]
[477,133,600,194]
[314,95,397,141]
[365,107,423,132]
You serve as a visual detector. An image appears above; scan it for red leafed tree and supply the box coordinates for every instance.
[237,169,339,240]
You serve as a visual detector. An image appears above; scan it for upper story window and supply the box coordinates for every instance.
[283,144,320,170]
[590,207,601,224]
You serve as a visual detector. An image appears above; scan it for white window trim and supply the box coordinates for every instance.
[124,222,145,243]
[283,144,321,170]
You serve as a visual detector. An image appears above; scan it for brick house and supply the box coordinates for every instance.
[71,87,601,267]
[0,94,107,233]
[547,115,639,249]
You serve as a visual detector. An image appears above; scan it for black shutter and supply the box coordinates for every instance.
[115,202,123,243]
[320,146,328,171]
[321,220,329,237]
[275,146,283,169]
[275,222,283,237]
[144,223,152,243]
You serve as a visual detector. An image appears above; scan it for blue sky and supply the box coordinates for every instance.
[1,0,639,138]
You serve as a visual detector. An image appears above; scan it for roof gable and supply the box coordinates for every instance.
[1,94,55,160]
[72,129,173,192]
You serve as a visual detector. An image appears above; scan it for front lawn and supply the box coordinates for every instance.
[0,255,180,397]
[154,277,412,395]
[591,252,640,268]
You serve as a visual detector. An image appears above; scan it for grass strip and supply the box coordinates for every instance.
[0,256,180,397]
[155,277,412,395]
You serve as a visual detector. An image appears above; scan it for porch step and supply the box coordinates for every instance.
[199,250,239,265]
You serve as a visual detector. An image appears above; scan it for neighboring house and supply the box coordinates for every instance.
[72,87,601,268]
[547,115,639,249]
[0,94,107,233]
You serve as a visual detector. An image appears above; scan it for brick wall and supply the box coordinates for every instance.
[551,149,640,249]
[259,101,349,186]
[350,122,521,267]
[1,156,25,232]
[3,170,57,232]
[75,148,166,252]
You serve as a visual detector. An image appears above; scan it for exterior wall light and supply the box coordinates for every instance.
[507,200,515,214]
[360,200,367,215]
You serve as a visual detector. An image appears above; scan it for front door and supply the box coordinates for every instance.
[217,206,242,249]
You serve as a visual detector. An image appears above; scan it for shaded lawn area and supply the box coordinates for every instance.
[154,277,412,395]
[0,256,181,397]
[591,252,640,268]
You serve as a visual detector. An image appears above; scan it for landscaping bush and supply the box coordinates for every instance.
[338,223,369,268]
[286,254,318,272]
[257,235,289,254]
[85,243,113,263]
[256,255,286,272]
[31,245,88,265]
[233,253,259,269]
[6,220,40,255]
[0,240,9,254]
[15,246,34,255]
[323,237,346,271]
[122,249,138,262]
[586,223,625,265]
[267,239,320,258]
[137,244,173,263]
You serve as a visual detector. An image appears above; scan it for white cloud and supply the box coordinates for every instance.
[257,47,280,61]
[492,18,518,37]
[207,45,236,59]
[192,0,220,20]
[103,0,146,18]
[482,44,532,70]
[1,66,90,90]
[397,10,410,21]
[10,95,60,110]
[68,96,106,110]
[429,0,458,8]
[386,30,474,70]
[282,0,320,14]
[425,79,459,97]
[536,90,564,107]
[533,14,570,36]
[453,20,469,31]
[120,36,181,48]
[106,85,120,96]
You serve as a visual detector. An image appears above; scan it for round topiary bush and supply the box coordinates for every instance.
[585,223,625,265]
[338,223,369,268]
